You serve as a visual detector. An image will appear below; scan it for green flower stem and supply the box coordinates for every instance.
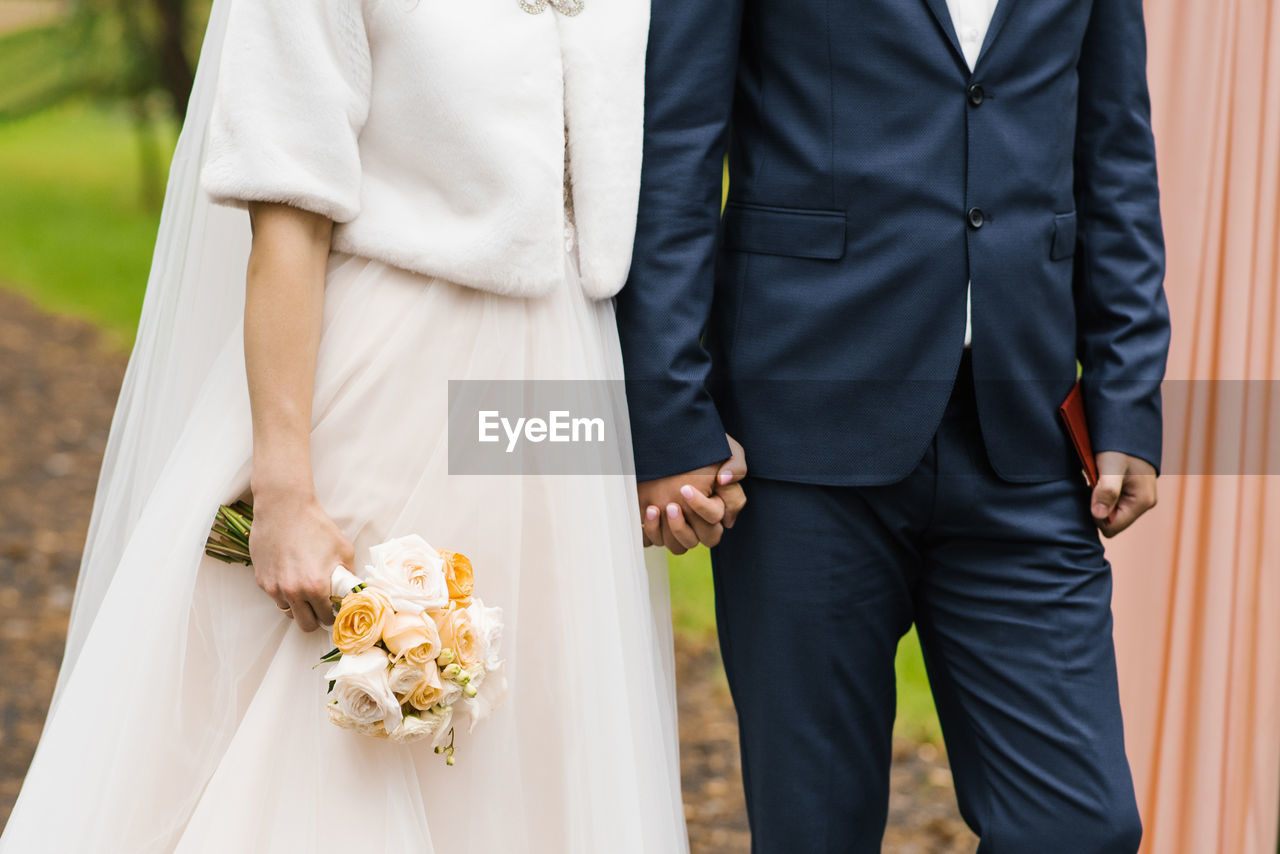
[205,503,255,565]
[434,727,457,766]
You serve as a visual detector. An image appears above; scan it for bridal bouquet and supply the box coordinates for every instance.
[206,502,506,765]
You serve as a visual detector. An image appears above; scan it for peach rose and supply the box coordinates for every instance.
[381,611,442,666]
[440,551,475,602]
[331,588,392,656]
[434,607,482,669]
[407,664,461,711]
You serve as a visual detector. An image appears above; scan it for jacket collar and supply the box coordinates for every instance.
[921,0,1019,75]
[974,0,1018,71]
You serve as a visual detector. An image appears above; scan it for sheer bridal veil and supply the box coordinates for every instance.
[11,4,690,850]
[54,0,242,703]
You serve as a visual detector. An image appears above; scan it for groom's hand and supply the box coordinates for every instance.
[709,434,748,529]
[638,436,748,553]
[1090,451,1158,538]
[638,464,722,554]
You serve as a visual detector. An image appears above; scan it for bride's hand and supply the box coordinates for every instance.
[241,203,345,632]
[247,488,355,632]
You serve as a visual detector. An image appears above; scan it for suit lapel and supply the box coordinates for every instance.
[921,0,967,70]
[974,0,1019,71]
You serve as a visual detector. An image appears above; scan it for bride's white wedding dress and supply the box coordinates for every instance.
[4,253,685,854]
[0,1,687,852]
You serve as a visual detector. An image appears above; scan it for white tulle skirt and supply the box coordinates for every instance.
[0,252,688,853]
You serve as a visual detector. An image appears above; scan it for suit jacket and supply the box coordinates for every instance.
[202,0,649,298]
[616,0,1171,484]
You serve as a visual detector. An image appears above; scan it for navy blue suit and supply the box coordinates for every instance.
[616,0,1171,851]
[617,0,1169,483]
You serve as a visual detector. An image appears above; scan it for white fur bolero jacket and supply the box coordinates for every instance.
[200,0,649,299]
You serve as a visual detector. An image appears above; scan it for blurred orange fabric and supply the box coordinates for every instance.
[1110,2,1280,853]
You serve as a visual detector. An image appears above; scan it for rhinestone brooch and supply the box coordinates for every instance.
[519,0,585,16]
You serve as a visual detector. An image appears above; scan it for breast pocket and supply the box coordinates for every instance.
[721,203,847,261]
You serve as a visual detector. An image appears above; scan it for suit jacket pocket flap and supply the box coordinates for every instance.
[1051,212,1078,261]
[722,203,847,261]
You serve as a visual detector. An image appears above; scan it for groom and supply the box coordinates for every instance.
[616,0,1170,851]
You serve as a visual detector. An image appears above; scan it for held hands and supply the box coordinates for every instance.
[638,435,747,554]
[248,487,355,632]
[1090,451,1158,538]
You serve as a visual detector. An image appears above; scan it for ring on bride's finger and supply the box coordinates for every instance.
[276,603,293,614]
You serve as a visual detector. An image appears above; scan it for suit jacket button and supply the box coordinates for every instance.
[967,83,985,106]
[967,207,986,229]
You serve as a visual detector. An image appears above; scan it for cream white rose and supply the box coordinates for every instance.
[325,649,403,735]
[364,535,449,612]
[465,599,505,672]
[330,565,363,599]
[327,701,388,738]
[428,705,455,750]
[436,678,464,710]
[327,701,355,730]
[388,659,427,699]
[460,666,508,732]
[389,711,448,745]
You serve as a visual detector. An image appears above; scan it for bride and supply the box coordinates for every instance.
[0,0,733,850]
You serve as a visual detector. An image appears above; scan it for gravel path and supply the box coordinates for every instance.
[0,288,977,852]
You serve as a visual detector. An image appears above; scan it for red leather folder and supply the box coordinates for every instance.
[1058,381,1099,488]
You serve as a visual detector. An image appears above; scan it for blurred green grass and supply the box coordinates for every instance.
[0,100,943,743]
[0,102,175,344]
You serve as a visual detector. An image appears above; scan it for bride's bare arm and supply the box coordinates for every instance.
[243,202,354,632]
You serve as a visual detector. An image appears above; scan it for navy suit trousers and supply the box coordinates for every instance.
[712,355,1142,853]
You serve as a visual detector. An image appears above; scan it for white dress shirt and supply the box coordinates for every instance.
[945,0,999,347]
